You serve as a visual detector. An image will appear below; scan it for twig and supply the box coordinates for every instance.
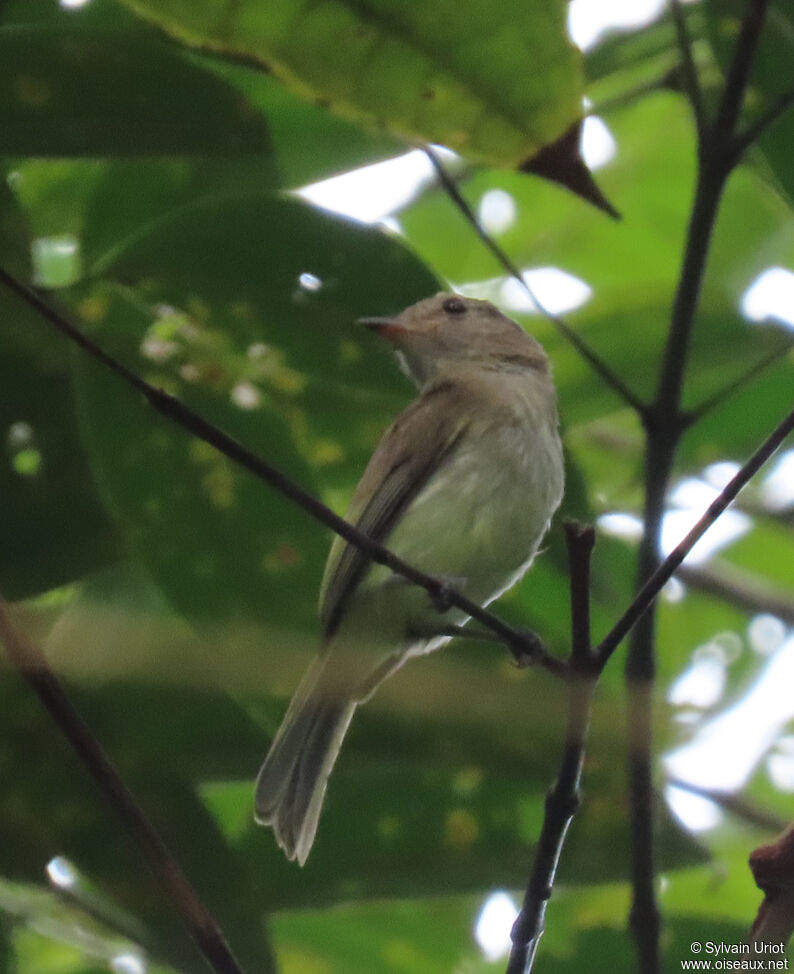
[730,89,794,168]
[507,523,597,974]
[670,0,706,143]
[687,339,794,422]
[676,561,794,626]
[667,778,786,833]
[596,399,794,667]
[422,147,647,415]
[0,597,247,974]
[0,265,566,679]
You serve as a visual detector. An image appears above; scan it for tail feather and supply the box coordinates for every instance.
[255,657,356,865]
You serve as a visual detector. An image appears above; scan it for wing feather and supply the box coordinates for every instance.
[319,380,469,641]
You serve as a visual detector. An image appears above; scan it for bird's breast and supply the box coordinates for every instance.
[382,407,563,610]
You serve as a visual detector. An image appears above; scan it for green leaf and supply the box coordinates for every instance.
[0,177,121,598]
[0,25,270,156]
[201,59,404,188]
[118,0,584,167]
[70,193,439,625]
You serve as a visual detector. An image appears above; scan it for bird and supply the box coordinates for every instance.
[254,292,564,865]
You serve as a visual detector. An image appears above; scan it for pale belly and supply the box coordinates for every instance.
[352,418,564,642]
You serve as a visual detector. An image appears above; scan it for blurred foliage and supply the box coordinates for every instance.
[1,0,793,972]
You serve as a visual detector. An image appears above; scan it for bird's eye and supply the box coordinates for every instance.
[442,296,467,315]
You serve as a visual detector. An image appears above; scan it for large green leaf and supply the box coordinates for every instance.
[201,59,404,188]
[69,193,439,625]
[118,0,583,167]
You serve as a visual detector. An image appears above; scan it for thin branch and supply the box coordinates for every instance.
[0,265,566,679]
[0,597,247,974]
[668,778,787,833]
[670,0,706,143]
[507,523,597,974]
[422,146,647,415]
[730,89,794,168]
[687,339,794,422]
[676,561,794,627]
[596,399,794,668]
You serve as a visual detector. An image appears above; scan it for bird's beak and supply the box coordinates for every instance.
[358,316,407,341]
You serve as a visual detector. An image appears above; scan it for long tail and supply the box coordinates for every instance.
[254,656,356,866]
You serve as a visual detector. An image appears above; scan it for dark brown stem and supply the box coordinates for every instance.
[622,2,772,967]
[0,597,247,974]
[623,432,674,974]
[0,265,566,679]
[506,523,597,974]
[422,147,647,415]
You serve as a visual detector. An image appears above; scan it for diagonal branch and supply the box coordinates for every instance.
[507,523,598,974]
[0,265,566,679]
[596,399,794,668]
[667,777,787,833]
[0,597,248,974]
[422,146,647,415]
